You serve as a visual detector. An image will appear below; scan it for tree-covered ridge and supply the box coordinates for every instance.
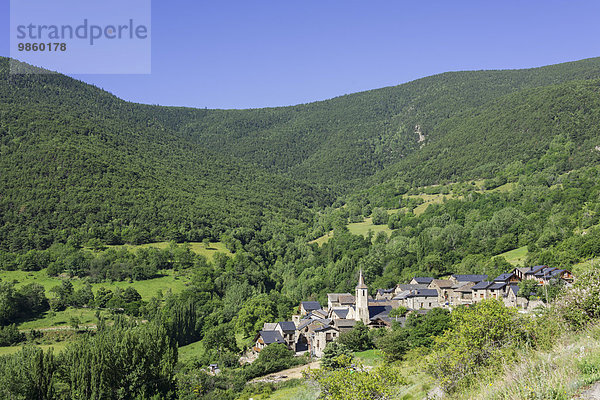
[0,59,334,251]
[146,56,600,187]
[375,78,600,186]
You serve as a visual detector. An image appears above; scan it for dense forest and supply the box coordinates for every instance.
[2,56,600,399]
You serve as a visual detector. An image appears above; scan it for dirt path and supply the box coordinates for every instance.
[580,382,600,399]
[250,361,321,384]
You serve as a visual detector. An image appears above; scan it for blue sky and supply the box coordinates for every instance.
[2,0,600,109]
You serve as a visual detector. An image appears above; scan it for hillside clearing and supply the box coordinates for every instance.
[497,246,529,266]
[100,241,232,259]
[0,268,191,300]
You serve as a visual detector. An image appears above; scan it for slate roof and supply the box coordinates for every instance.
[525,265,546,275]
[258,330,285,345]
[368,305,393,320]
[549,269,566,278]
[534,267,557,277]
[494,273,514,282]
[396,284,429,291]
[488,282,506,290]
[454,282,476,292]
[301,301,322,311]
[471,281,492,290]
[278,321,296,333]
[430,279,453,288]
[412,277,434,284]
[330,308,350,319]
[314,324,339,333]
[392,290,411,300]
[452,274,488,283]
[262,322,277,331]
[296,318,331,331]
[296,319,313,331]
[509,285,519,296]
[328,293,355,304]
[376,288,395,295]
[409,289,439,298]
[334,319,357,328]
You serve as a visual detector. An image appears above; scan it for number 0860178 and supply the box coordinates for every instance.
[18,43,67,51]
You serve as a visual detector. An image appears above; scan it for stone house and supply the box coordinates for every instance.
[449,274,488,285]
[410,277,434,285]
[327,293,355,309]
[471,281,492,302]
[253,330,286,352]
[300,301,322,315]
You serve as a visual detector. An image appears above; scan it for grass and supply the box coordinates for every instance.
[102,241,232,260]
[237,380,320,400]
[18,307,100,330]
[263,381,320,400]
[353,349,383,367]
[308,231,333,246]
[308,217,393,247]
[178,340,205,364]
[497,246,529,266]
[405,193,454,216]
[0,342,68,357]
[460,324,600,400]
[572,257,600,275]
[0,268,191,300]
[347,218,393,239]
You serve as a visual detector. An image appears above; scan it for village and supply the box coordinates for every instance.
[253,265,574,358]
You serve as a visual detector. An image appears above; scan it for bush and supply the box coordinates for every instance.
[337,321,372,351]
[321,342,354,370]
[244,344,301,379]
[307,364,407,400]
[0,324,26,346]
[371,208,389,225]
[554,266,600,329]
[429,300,529,392]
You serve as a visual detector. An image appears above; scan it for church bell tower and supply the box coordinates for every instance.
[355,269,369,324]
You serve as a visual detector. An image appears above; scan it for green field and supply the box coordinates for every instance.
[408,193,454,216]
[497,246,529,266]
[102,241,232,259]
[310,218,394,247]
[353,349,383,367]
[18,307,100,330]
[347,218,393,238]
[0,342,68,357]
[178,340,205,364]
[0,268,191,300]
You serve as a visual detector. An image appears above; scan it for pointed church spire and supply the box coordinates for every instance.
[357,269,367,289]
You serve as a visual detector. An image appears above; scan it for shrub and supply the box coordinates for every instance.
[429,299,529,392]
[337,321,372,351]
[0,324,26,346]
[554,265,600,330]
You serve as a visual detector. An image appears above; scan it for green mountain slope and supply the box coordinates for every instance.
[0,59,333,251]
[3,56,600,250]
[151,57,600,187]
[375,78,600,186]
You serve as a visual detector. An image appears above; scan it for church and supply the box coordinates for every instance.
[255,270,395,357]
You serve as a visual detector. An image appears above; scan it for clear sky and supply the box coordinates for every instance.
[2,0,600,109]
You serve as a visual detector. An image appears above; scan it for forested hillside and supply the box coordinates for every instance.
[0,59,333,251]
[149,57,600,187]
[3,56,600,399]
[4,57,600,251]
